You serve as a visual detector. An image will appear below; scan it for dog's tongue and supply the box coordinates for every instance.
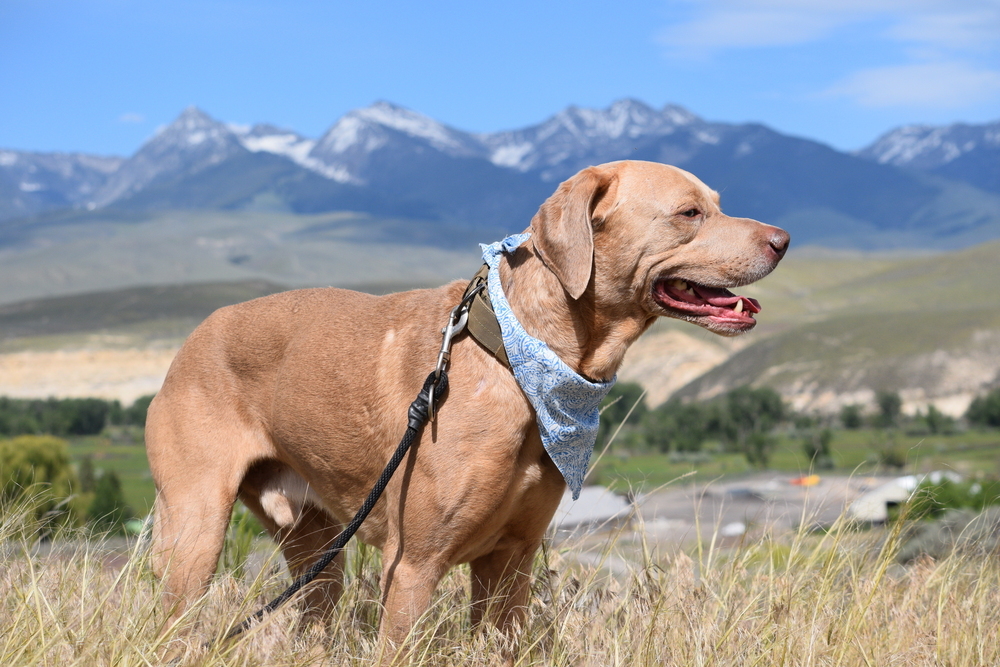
[692,284,761,313]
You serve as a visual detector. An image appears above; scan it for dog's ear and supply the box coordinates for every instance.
[531,167,615,300]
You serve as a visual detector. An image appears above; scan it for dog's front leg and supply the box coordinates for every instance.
[470,540,540,661]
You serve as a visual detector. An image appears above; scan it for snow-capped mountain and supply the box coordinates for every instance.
[91,106,248,206]
[0,149,122,220]
[856,120,1000,194]
[479,99,703,180]
[3,101,999,250]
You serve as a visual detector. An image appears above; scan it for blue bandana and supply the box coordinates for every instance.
[481,233,616,499]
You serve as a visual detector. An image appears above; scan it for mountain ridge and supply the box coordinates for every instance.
[2,101,998,250]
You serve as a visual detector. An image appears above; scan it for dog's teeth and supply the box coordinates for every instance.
[734,299,743,313]
[685,287,696,296]
[671,279,688,290]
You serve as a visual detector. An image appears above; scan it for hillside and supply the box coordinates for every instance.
[669,241,1000,415]
[0,209,479,306]
[3,241,999,417]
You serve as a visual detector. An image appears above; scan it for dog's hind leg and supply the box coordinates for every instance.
[150,476,237,627]
[239,465,345,625]
[146,394,257,629]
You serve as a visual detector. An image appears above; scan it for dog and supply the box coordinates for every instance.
[146,160,789,654]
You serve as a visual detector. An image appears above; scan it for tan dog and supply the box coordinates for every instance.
[146,160,788,651]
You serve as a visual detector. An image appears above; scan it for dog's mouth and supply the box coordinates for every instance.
[652,277,761,333]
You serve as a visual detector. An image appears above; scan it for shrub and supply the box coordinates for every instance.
[87,469,134,534]
[642,399,713,453]
[0,434,82,528]
[840,404,863,429]
[718,386,785,467]
[874,390,902,428]
[967,388,1000,428]
[597,382,647,449]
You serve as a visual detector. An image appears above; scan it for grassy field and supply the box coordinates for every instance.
[591,427,1000,491]
[67,426,1000,518]
[2,493,998,666]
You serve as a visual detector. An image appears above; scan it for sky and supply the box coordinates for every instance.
[2,0,998,157]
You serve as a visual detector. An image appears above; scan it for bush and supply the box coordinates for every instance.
[87,469,134,534]
[802,428,834,469]
[718,386,785,467]
[596,382,647,449]
[906,477,1000,519]
[840,404,863,429]
[642,399,714,453]
[967,388,1000,428]
[0,435,82,529]
[874,391,902,428]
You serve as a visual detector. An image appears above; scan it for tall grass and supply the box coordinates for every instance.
[2,491,998,666]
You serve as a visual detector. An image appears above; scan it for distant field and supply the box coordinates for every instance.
[75,426,1000,517]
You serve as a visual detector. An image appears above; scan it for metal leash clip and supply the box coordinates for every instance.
[429,284,484,420]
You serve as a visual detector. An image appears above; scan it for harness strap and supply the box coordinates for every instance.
[462,264,511,368]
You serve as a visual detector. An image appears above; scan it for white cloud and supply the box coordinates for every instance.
[118,112,145,124]
[823,62,1000,108]
[659,0,1000,52]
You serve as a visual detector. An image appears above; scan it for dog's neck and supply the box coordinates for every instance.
[498,238,654,382]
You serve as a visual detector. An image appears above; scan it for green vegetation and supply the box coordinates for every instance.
[967,387,1000,428]
[0,394,153,533]
[592,384,1000,490]
[0,394,154,437]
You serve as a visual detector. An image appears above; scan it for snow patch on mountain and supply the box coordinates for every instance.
[857,120,1000,169]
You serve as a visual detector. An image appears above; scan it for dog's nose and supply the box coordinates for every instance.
[768,228,790,259]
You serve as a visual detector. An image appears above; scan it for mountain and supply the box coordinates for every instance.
[0,149,122,220]
[3,101,999,251]
[856,120,1000,194]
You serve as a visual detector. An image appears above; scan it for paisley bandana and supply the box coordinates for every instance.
[480,233,616,499]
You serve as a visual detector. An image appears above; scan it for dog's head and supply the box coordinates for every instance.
[530,160,789,336]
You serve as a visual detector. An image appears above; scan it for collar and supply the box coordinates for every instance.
[477,233,616,499]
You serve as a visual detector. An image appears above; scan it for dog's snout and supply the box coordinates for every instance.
[767,228,790,260]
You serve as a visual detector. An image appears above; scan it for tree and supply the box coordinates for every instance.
[596,382,647,448]
[802,428,834,469]
[718,386,785,467]
[967,388,1000,428]
[643,399,712,452]
[840,404,863,429]
[875,391,902,428]
[0,435,82,528]
[124,394,156,427]
[87,470,134,534]
[922,404,954,434]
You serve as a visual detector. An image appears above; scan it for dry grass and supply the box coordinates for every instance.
[2,496,999,667]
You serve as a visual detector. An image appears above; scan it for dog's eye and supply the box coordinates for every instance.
[681,208,700,218]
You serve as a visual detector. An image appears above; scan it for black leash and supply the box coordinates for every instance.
[218,286,481,643]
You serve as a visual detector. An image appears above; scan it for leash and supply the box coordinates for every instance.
[218,284,483,643]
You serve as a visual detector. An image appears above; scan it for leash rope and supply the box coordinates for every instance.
[219,286,482,644]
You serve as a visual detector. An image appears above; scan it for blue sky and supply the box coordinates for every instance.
[2,0,998,156]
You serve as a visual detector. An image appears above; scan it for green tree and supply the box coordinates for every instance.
[967,388,1000,428]
[840,404,863,429]
[596,382,647,448]
[922,404,954,434]
[0,435,82,527]
[718,386,785,467]
[875,391,902,428]
[124,394,156,427]
[643,399,712,452]
[802,428,834,469]
[87,470,133,534]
